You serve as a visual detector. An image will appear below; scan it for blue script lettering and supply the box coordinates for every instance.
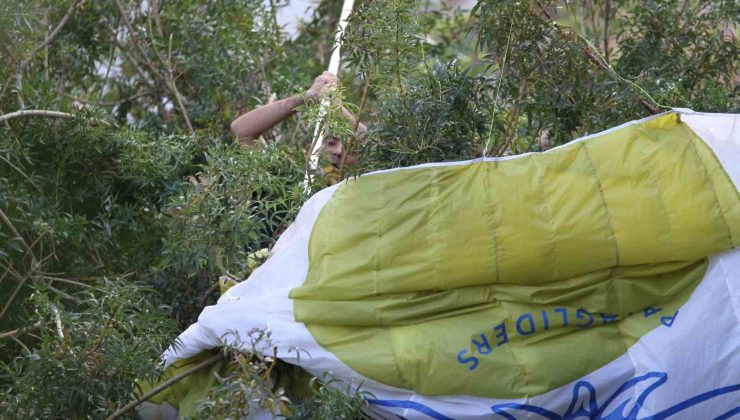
[493,323,508,346]
[541,310,550,330]
[554,307,569,327]
[576,309,594,328]
[516,313,536,335]
[643,306,662,318]
[660,311,678,327]
[457,349,479,371]
[472,333,493,354]
[600,313,618,324]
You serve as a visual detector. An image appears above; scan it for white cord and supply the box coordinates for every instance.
[303,0,356,194]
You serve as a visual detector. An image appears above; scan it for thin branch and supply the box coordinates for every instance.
[96,17,122,106]
[0,274,29,321]
[0,261,24,284]
[12,335,31,354]
[0,264,9,291]
[536,12,666,114]
[0,260,82,301]
[0,322,43,340]
[36,1,85,53]
[0,75,14,129]
[0,73,14,104]
[46,284,78,302]
[495,77,529,156]
[0,208,36,262]
[0,153,35,185]
[35,274,102,291]
[166,79,193,133]
[484,20,514,156]
[152,33,193,133]
[603,0,611,64]
[110,39,153,85]
[85,304,120,362]
[0,110,10,129]
[113,0,163,79]
[45,11,52,78]
[339,77,371,177]
[149,0,164,38]
[16,0,85,108]
[0,329,20,340]
[198,281,220,308]
[0,109,73,124]
[106,352,225,420]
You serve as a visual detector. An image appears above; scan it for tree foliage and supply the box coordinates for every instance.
[0,0,737,417]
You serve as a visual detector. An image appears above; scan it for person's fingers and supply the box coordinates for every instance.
[307,72,339,101]
[320,75,338,84]
[321,71,339,83]
[314,77,335,90]
[319,79,338,96]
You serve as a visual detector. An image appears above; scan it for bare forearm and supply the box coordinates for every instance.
[230,95,305,145]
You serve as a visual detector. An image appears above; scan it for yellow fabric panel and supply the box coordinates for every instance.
[138,350,224,415]
[291,113,740,398]
[139,351,314,416]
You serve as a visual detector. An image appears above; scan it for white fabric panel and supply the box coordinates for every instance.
[681,111,740,190]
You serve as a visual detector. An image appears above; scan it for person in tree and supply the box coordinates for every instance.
[230,71,366,184]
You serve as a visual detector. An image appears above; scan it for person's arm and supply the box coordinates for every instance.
[230,72,339,146]
[230,95,305,145]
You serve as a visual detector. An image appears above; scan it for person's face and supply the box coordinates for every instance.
[323,136,354,166]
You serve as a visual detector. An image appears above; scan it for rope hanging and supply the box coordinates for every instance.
[303,0,356,193]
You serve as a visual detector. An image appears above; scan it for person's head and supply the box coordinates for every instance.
[322,135,355,166]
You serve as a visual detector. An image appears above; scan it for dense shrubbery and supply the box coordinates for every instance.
[0,0,736,417]
[3,281,177,418]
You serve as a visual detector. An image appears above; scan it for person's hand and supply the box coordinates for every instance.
[305,71,339,102]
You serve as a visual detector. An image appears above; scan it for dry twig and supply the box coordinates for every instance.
[106,352,225,420]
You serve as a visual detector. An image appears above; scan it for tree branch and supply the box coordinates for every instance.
[106,352,224,420]
[0,110,73,124]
